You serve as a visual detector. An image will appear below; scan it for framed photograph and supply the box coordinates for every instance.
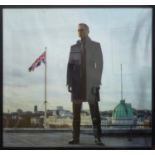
[0,6,154,149]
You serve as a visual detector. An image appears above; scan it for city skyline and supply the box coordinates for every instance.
[3,103,152,114]
[3,8,152,112]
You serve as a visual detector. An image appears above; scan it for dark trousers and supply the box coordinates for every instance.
[72,101,102,140]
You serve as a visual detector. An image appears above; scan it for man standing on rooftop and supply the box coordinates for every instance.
[67,23,104,145]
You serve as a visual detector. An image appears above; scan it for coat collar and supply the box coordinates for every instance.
[76,36,91,45]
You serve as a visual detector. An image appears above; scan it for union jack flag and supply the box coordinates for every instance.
[28,51,46,72]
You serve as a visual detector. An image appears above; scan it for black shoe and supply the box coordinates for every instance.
[68,139,79,144]
[95,138,104,146]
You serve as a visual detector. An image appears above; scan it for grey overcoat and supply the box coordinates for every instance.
[67,37,103,102]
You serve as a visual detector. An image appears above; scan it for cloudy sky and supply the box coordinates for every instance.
[3,8,152,113]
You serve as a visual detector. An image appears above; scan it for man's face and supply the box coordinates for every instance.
[78,25,88,39]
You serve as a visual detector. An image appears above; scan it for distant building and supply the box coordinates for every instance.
[47,115,72,127]
[17,109,23,115]
[30,116,43,127]
[34,105,38,113]
[56,106,72,117]
[37,111,44,116]
[57,106,63,111]
[112,99,137,126]
[81,110,90,116]
[52,110,57,116]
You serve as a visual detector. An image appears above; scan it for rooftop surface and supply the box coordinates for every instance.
[3,128,152,149]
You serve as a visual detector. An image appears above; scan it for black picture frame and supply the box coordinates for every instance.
[0,5,154,150]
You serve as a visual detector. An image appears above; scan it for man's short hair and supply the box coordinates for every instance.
[79,23,89,32]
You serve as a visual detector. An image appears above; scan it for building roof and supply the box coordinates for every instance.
[112,99,134,120]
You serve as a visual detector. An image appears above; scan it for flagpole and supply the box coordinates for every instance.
[44,47,48,128]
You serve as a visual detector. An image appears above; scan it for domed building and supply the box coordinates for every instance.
[111,64,137,126]
[112,99,136,126]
